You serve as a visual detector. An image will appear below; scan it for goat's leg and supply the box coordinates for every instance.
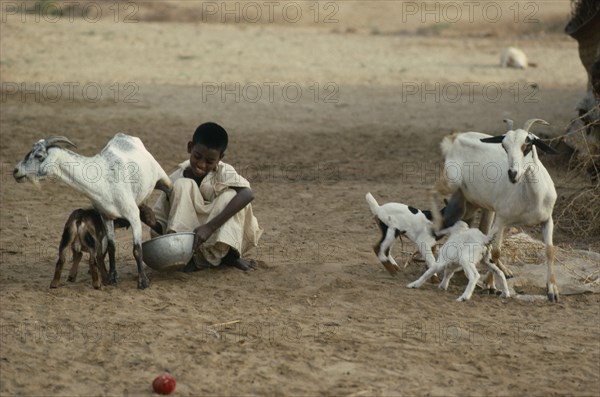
[372,220,400,275]
[483,224,512,293]
[51,223,76,288]
[102,217,118,285]
[439,262,460,290]
[485,255,510,299]
[414,238,440,283]
[88,254,102,290]
[542,218,559,302]
[67,248,83,282]
[97,250,109,285]
[479,210,495,235]
[457,261,480,301]
[491,227,513,278]
[128,216,150,289]
[407,257,446,289]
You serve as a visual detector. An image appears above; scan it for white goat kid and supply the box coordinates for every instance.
[438,119,559,302]
[366,192,437,275]
[407,221,510,302]
[13,134,173,289]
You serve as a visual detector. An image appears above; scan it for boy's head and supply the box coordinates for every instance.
[187,122,228,178]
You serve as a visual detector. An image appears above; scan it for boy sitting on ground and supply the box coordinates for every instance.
[141,122,262,271]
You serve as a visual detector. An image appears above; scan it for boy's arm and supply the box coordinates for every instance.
[193,186,255,250]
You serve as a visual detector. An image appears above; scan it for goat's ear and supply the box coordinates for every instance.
[480,135,505,144]
[533,139,559,155]
[502,119,514,131]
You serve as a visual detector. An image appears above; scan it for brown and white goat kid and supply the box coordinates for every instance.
[51,208,108,290]
[366,192,437,275]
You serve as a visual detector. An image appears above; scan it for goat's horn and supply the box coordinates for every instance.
[522,119,549,132]
[45,136,77,149]
[502,119,514,131]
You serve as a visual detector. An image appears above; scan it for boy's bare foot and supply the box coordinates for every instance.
[222,249,256,271]
[229,258,257,271]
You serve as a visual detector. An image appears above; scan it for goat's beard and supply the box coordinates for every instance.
[28,176,43,190]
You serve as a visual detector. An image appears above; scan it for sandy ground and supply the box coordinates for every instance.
[1,1,599,396]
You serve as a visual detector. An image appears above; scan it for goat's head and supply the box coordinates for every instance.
[13,137,77,184]
[480,119,557,184]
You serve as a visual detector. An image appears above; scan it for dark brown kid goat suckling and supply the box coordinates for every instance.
[51,208,109,290]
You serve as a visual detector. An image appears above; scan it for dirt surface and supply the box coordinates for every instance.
[1,2,599,396]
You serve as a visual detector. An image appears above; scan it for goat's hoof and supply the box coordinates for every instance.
[457,296,469,302]
[137,278,150,290]
[547,292,559,303]
[381,261,400,276]
[93,285,102,290]
[49,283,59,289]
[67,276,76,282]
[107,273,118,285]
[406,282,418,289]
[480,288,498,295]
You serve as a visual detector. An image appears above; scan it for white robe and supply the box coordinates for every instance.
[153,160,263,266]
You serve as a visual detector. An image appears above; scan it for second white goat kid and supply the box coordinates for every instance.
[407,221,510,302]
[13,134,173,289]
[366,192,437,275]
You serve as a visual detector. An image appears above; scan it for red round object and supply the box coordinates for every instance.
[152,373,176,395]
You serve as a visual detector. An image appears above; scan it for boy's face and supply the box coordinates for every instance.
[187,142,223,178]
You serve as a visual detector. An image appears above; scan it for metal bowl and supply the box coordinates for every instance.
[142,232,195,272]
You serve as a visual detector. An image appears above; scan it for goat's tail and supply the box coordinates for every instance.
[365,192,380,217]
[440,133,457,159]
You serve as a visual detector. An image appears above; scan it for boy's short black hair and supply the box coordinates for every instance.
[192,122,228,153]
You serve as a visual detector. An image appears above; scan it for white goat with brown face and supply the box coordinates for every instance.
[13,134,172,289]
[438,119,559,302]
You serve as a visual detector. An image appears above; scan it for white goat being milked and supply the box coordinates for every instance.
[13,134,173,289]
[407,221,510,302]
[365,192,437,275]
[437,119,560,302]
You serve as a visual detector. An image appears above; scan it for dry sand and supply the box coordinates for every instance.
[1,1,599,396]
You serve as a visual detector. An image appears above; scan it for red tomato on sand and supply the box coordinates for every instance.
[153,373,176,395]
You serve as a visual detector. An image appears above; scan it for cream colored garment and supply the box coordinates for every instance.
[153,160,263,266]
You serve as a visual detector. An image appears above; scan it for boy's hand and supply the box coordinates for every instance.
[139,204,157,227]
[193,224,216,252]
